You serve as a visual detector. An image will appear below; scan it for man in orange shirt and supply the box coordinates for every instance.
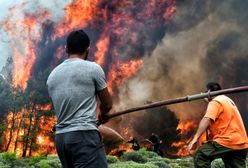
[187,82,248,168]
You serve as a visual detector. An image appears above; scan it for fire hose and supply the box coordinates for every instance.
[51,86,248,130]
[99,86,248,125]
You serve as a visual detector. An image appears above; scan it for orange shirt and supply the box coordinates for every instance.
[204,95,248,150]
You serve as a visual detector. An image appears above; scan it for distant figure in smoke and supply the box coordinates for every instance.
[187,82,248,168]
[149,133,164,157]
[127,137,140,151]
[47,30,112,168]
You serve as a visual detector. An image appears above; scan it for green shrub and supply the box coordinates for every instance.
[148,161,170,168]
[38,160,50,168]
[148,156,170,164]
[168,158,194,168]
[147,156,171,168]
[35,155,62,168]
[0,152,18,167]
[177,158,194,168]
[0,153,31,168]
[28,155,47,165]
[47,155,59,160]
[107,155,119,164]
[169,163,181,168]
[0,161,11,168]
[109,161,158,168]
[211,159,224,168]
[137,149,158,159]
[12,158,31,168]
[6,152,245,168]
[0,152,17,163]
[121,151,148,163]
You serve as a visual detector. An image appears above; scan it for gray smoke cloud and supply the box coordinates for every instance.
[0,30,10,70]
[114,0,248,133]
[117,13,237,119]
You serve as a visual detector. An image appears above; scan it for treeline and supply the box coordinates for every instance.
[0,70,55,157]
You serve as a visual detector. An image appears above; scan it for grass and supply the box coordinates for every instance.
[0,150,247,168]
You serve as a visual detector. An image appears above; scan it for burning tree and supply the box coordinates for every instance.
[0,0,177,157]
[0,70,55,157]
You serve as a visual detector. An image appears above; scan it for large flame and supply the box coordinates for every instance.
[107,60,143,94]
[95,36,110,65]
[2,0,176,91]
[171,120,206,156]
[2,9,50,89]
[2,0,177,156]
[54,0,99,39]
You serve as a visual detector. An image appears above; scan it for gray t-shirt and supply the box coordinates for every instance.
[46,58,107,134]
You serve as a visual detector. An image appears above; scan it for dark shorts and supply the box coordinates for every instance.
[55,130,108,168]
[194,141,247,168]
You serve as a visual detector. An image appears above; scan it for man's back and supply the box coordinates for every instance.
[188,82,248,168]
[47,58,106,134]
[205,95,248,149]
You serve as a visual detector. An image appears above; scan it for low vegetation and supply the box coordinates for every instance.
[0,149,247,168]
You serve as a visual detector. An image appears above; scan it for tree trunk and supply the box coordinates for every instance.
[22,104,35,157]
[5,111,16,151]
[29,106,43,157]
[14,115,24,152]
[28,118,38,157]
[28,141,33,157]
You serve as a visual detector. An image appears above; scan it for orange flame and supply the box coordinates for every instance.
[108,127,134,156]
[109,143,133,156]
[2,10,50,89]
[54,0,100,39]
[164,0,177,22]
[107,60,143,94]
[176,120,196,135]
[12,41,36,89]
[95,36,110,65]
[2,0,176,157]
[171,120,206,156]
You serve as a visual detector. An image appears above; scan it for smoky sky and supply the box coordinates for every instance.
[200,0,248,129]
[116,0,248,133]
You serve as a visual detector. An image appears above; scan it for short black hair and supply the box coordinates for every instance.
[206,82,222,91]
[66,30,90,55]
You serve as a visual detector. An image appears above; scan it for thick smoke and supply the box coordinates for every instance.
[116,0,248,133]
[200,0,248,130]
[116,13,235,119]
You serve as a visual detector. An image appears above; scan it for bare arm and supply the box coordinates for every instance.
[187,117,211,151]
[97,87,112,123]
[194,117,211,140]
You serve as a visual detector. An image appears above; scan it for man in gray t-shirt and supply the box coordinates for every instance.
[47,30,112,168]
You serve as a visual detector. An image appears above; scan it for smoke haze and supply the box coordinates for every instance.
[116,0,248,132]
